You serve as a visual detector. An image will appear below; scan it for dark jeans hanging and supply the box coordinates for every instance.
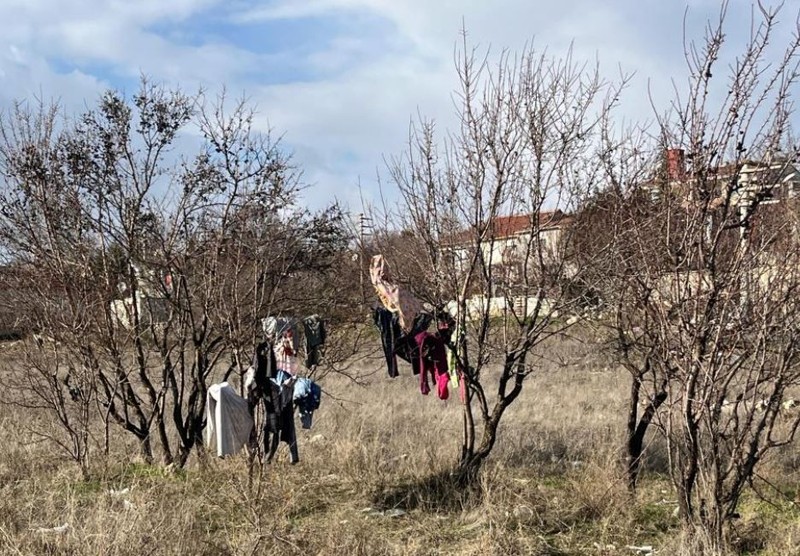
[373,307,401,377]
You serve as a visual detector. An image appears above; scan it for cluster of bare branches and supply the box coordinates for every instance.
[374,2,800,550]
[0,1,798,552]
[0,81,358,470]
[372,30,630,482]
[569,1,800,549]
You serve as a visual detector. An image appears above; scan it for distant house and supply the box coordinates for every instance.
[441,211,574,318]
[445,211,573,275]
[642,148,800,255]
[648,148,799,212]
[110,265,172,330]
[736,160,800,204]
[577,149,800,306]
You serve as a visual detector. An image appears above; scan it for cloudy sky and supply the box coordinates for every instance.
[0,0,794,209]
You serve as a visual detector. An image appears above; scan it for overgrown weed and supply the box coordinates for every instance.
[0,347,798,554]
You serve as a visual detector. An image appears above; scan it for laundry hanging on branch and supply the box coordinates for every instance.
[369,254,463,402]
[245,315,326,463]
[373,307,401,378]
[302,314,326,369]
[369,254,423,333]
[262,315,327,372]
[205,312,326,461]
[293,377,322,429]
[205,382,254,458]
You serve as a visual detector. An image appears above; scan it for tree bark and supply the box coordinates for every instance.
[626,376,667,492]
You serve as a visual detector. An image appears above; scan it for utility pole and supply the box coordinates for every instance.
[358,213,373,304]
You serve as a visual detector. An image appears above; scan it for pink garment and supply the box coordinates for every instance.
[275,332,299,374]
[436,370,450,401]
[370,255,422,333]
[415,332,449,400]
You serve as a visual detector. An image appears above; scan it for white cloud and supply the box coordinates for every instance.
[241,0,675,207]
[0,0,795,211]
[0,0,225,109]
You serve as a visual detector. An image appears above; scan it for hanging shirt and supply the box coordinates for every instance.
[267,371,297,442]
[247,340,278,412]
[262,316,299,352]
[302,315,326,369]
[275,331,300,374]
[415,332,449,400]
[393,312,435,376]
[205,382,254,457]
[293,377,322,429]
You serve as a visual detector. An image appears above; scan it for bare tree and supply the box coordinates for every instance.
[0,81,354,470]
[377,34,628,482]
[571,150,669,494]
[577,1,800,549]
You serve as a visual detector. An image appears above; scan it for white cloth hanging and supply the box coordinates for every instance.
[205,382,254,457]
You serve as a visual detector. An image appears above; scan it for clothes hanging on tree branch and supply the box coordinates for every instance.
[373,307,401,378]
[302,315,326,369]
[415,331,449,400]
[369,255,422,333]
[293,377,322,429]
[205,382,253,457]
[245,342,298,464]
[262,316,299,352]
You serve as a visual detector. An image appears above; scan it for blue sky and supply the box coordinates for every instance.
[0,0,795,210]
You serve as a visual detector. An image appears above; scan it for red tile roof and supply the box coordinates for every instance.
[493,211,571,236]
[445,211,572,245]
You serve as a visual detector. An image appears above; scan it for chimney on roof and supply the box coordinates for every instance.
[666,148,686,181]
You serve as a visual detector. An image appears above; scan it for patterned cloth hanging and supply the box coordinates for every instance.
[369,254,423,333]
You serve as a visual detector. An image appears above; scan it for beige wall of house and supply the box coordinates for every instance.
[449,226,564,274]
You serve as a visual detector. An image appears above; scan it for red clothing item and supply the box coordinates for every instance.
[414,332,449,400]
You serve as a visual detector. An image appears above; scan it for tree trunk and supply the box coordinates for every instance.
[457,406,502,486]
[678,366,701,526]
[457,360,523,486]
[626,376,641,491]
[678,509,726,555]
[157,416,174,465]
[457,422,491,487]
[139,435,154,464]
[177,445,192,468]
[626,376,667,492]
[460,387,475,463]
[456,451,484,487]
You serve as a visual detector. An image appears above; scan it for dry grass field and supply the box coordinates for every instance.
[1,336,800,555]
